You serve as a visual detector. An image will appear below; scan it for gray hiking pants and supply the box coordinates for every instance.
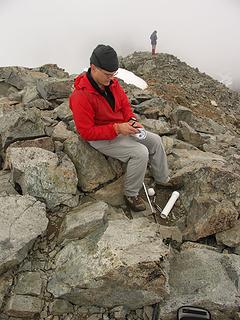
[88,131,169,197]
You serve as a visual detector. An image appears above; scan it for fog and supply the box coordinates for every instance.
[1,0,240,89]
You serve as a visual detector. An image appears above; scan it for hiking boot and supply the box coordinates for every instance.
[155,177,181,189]
[124,195,146,212]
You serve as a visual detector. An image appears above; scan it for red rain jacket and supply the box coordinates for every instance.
[69,73,135,141]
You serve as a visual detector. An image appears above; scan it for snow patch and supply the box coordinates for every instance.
[116,68,148,90]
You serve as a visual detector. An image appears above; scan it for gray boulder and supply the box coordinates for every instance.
[0,104,45,149]
[48,216,170,309]
[172,162,240,240]
[6,147,78,209]
[5,294,42,318]
[141,118,175,136]
[93,176,125,207]
[53,100,73,121]
[58,201,108,243]
[159,243,240,319]
[63,134,115,192]
[0,170,17,195]
[39,64,69,78]
[0,66,48,90]
[0,273,13,309]
[0,194,48,275]
[178,121,212,148]
[15,271,43,296]
[216,220,240,247]
[37,77,73,100]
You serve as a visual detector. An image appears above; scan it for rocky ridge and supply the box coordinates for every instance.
[0,54,239,320]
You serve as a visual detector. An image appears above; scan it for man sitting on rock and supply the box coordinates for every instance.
[69,44,170,212]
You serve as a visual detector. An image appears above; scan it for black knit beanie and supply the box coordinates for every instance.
[90,44,119,72]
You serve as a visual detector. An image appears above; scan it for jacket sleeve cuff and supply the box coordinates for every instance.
[113,123,120,135]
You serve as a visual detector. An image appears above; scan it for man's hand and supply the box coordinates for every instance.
[114,122,138,135]
[128,120,143,129]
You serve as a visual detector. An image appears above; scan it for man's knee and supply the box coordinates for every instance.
[133,144,149,161]
[151,133,163,147]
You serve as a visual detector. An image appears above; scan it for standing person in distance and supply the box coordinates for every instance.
[69,44,169,212]
[150,30,157,55]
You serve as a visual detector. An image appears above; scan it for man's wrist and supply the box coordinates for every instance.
[113,123,120,135]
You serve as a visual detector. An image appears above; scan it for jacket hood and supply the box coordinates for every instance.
[74,72,87,90]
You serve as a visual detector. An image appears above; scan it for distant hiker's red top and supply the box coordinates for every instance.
[69,73,135,141]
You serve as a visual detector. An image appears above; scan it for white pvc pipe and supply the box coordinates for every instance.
[142,182,155,214]
[160,191,180,219]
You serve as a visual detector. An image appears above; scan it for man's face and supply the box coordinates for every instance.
[91,65,118,87]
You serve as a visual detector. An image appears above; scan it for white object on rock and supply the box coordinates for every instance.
[134,128,147,140]
[160,191,180,219]
[211,100,218,107]
[147,188,155,196]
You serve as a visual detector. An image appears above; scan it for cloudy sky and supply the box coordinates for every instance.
[1,0,240,89]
